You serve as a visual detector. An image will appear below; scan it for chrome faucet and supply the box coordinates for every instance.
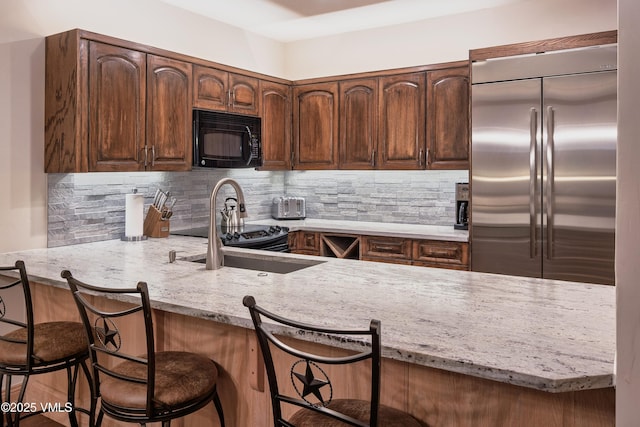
[206,178,248,270]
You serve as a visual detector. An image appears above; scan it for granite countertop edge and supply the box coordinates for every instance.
[0,236,613,394]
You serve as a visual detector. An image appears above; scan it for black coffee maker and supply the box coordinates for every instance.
[454,182,469,230]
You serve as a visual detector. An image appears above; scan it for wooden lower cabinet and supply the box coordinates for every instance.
[290,231,469,270]
[29,283,614,427]
[361,235,412,265]
[288,231,321,256]
[413,239,469,270]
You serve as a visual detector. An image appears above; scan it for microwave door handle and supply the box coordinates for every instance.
[245,126,254,166]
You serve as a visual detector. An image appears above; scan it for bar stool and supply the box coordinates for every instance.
[0,260,93,427]
[62,270,225,427]
[243,295,423,427]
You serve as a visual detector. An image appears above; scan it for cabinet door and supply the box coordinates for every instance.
[260,81,292,170]
[193,65,228,111]
[147,55,193,171]
[412,240,469,270]
[339,79,378,169]
[293,83,339,169]
[229,73,259,115]
[88,42,146,171]
[426,66,470,169]
[378,73,426,170]
[361,236,412,265]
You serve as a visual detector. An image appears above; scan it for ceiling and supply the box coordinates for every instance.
[159,0,526,42]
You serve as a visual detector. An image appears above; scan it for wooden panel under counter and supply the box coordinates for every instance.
[361,235,412,265]
[412,239,469,270]
[26,280,614,427]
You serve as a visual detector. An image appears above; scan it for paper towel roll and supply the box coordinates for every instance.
[125,193,144,238]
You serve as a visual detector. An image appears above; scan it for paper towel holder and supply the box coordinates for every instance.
[121,189,148,242]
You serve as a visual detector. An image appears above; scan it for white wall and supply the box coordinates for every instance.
[0,0,285,252]
[616,0,640,424]
[285,0,617,79]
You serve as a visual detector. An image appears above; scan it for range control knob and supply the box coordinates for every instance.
[233,232,241,239]
[224,233,233,241]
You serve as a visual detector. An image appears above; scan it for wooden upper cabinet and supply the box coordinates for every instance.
[88,42,146,172]
[146,55,193,171]
[339,79,378,169]
[45,30,193,172]
[292,82,339,170]
[193,65,259,115]
[426,66,470,169]
[377,73,426,170]
[260,81,292,170]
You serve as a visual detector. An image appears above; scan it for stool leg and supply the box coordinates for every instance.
[65,364,79,427]
[213,391,225,427]
[79,360,97,427]
[1,373,9,427]
[13,374,30,427]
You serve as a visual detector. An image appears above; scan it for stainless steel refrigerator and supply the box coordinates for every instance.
[470,45,617,285]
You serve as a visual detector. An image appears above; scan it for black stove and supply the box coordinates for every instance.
[171,224,289,252]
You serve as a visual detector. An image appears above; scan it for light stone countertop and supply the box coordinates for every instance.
[0,236,613,393]
[245,218,470,242]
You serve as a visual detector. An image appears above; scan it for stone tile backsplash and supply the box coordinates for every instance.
[47,169,468,247]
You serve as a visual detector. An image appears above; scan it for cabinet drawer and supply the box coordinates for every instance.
[289,231,321,255]
[362,236,412,264]
[412,240,469,269]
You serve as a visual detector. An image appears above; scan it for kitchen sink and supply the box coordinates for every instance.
[189,253,325,274]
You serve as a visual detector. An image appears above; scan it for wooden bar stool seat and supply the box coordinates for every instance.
[0,260,93,427]
[243,295,423,427]
[62,270,225,427]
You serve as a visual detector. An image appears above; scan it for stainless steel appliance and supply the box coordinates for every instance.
[454,182,469,230]
[193,110,262,168]
[220,197,244,231]
[271,197,306,220]
[171,224,290,252]
[471,44,617,285]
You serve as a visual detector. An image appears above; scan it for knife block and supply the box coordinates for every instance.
[143,206,170,238]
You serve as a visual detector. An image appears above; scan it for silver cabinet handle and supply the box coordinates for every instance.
[529,108,538,258]
[371,150,376,167]
[546,106,555,259]
[151,145,156,167]
[144,146,148,167]
[419,149,424,167]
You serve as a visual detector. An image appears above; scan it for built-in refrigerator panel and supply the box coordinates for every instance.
[471,45,617,285]
[541,71,616,284]
[471,79,543,279]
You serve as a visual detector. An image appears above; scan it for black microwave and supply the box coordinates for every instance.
[193,110,262,168]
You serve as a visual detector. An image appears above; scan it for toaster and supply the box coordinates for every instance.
[271,196,306,220]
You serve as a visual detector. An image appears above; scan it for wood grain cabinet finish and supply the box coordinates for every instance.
[193,65,259,115]
[412,240,469,270]
[288,231,321,256]
[146,55,193,171]
[361,236,412,265]
[88,42,147,172]
[339,79,378,169]
[426,66,470,170]
[260,81,292,170]
[293,83,339,169]
[377,73,426,170]
[45,30,193,172]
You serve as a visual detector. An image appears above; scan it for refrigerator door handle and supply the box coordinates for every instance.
[529,108,538,258]
[546,106,555,259]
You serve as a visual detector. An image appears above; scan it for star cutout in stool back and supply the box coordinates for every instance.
[291,360,332,406]
[94,316,121,352]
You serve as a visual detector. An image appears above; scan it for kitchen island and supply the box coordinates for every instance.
[0,236,614,426]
